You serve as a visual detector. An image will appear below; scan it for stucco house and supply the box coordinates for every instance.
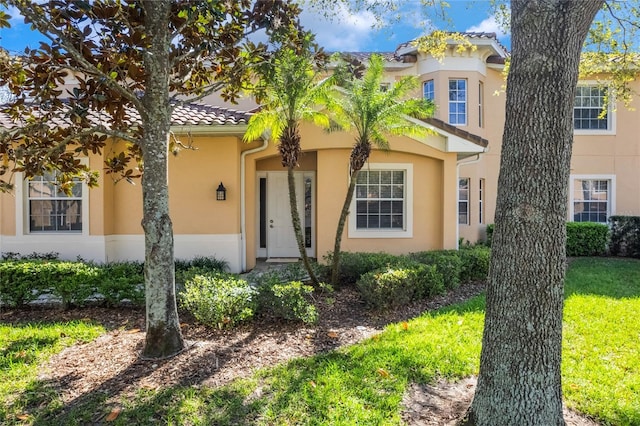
[1,32,637,272]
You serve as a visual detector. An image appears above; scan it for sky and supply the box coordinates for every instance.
[0,1,510,55]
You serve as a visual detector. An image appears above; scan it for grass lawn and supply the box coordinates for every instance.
[1,257,639,425]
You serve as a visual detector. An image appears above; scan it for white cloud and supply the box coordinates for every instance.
[466,15,509,38]
[300,4,378,51]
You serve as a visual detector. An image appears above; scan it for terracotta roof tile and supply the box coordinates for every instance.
[420,116,489,148]
[0,102,250,129]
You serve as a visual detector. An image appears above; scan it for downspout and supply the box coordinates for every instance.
[240,136,269,272]
[455,149,487,249]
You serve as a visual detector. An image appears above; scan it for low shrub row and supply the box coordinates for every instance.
[180,264,319,328]
[0,256,226,308]
[609,215,640,258]
[486,222,609,256]
[334,246,491,310]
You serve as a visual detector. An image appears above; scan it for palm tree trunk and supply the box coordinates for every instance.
[287,167,320,286]
[330,169,359,286]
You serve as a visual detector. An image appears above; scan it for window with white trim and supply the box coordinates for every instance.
[574,85,610,130]
[349,163,413,238]
[571,177,613,223]
[458,178,469,225]
[449,79,467,125]
[478,81,484,128]
[27,171,83,232]
[423,79,434,101]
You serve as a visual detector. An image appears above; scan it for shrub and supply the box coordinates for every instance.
[327,252,405,285]
[458,246,491,282]
[47,262,101,309]
[409,251,462,289]
[180,273,256,328]
[175,256,228,274]
[97,261,145,307]
[566,222,609,257]
[257,276,318,324]
[357,267,416,310]
[486,224,495,247]
[411,264,445,299]
[609,216,640,258]
[0,261,48,307]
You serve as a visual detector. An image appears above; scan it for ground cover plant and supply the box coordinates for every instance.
[0,257,637,425]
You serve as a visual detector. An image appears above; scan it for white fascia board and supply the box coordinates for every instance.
[170,124,248,136]
[404,116,486,154]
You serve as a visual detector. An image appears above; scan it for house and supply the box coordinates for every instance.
[1,32,636,272]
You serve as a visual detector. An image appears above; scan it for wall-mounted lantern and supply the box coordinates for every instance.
[216,182,227,201]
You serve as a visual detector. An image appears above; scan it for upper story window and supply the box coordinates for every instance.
[478,81,484,128]
[449,79,467,125]
[380,83,390,92]
[574,85,611,131]
[27,172,83,233]
[423,80,434,101]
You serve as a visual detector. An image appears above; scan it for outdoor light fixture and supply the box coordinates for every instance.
[216,182,227,201]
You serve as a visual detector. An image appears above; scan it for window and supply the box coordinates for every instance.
[380,83,390,92]
[479,178,485,224]
[27,171,83,232]
[570,176,615,223]
[349,163,413,238]
[449,79,467,125]
[423,80,434,101]
[458,178,470,225]
[478,81,484,128]
[574,85,610,130]
[355,170,404,230]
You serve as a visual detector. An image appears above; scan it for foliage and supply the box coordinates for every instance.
[46,262,101,309]
[0,260,50,307]
[356,262,444,310]
[409,250,462,289]
[458,245,491,283]
[485,224,495,247]
[326,251,404,286]
[566,222,609,257]
[256,276,318,324]
[327,53,434,285]
[175,257,228,274]
[608,215,640,258]
[97,262,145,307]
[180,273,257,329]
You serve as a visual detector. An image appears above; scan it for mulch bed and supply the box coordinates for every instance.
[0,282,600,424]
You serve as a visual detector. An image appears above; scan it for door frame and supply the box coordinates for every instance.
[256,171,315,259]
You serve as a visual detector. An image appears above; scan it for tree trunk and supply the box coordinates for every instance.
[330,169,359,286]
[139,0,184,359]
[464,1,602,424]
[287,167,320,286]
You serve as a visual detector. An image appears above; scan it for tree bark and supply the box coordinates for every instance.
[330,169,359,286]
[139,0,185,359]
[464,1,602,424]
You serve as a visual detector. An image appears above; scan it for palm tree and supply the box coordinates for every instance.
[328,54,434,285]
[244,35,331,286]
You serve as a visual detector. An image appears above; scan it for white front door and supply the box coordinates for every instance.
[267,172,304,258]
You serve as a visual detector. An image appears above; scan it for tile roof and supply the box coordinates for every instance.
[0,102,251,129]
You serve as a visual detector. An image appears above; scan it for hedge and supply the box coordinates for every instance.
[609,215,640,258]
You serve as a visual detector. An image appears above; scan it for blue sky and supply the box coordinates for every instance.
[0,1,510,54]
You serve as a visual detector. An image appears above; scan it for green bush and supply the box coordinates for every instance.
[410,264,445,299]
[175,256,228,274]
[327,252,405,285]
[485,224,495,247]
[0,261,48,307]
[257,276,318,324]
[609,216,640,258]
[566,222,609,256]
[97,262,145,307]
[458,246,491,282]
[180,273,256,328]
[357,267,416,310]
[47,262,101,309]
[409,251,462,289]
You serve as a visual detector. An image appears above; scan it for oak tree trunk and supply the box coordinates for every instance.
[464,1,602,424]
[139,0,185,359]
